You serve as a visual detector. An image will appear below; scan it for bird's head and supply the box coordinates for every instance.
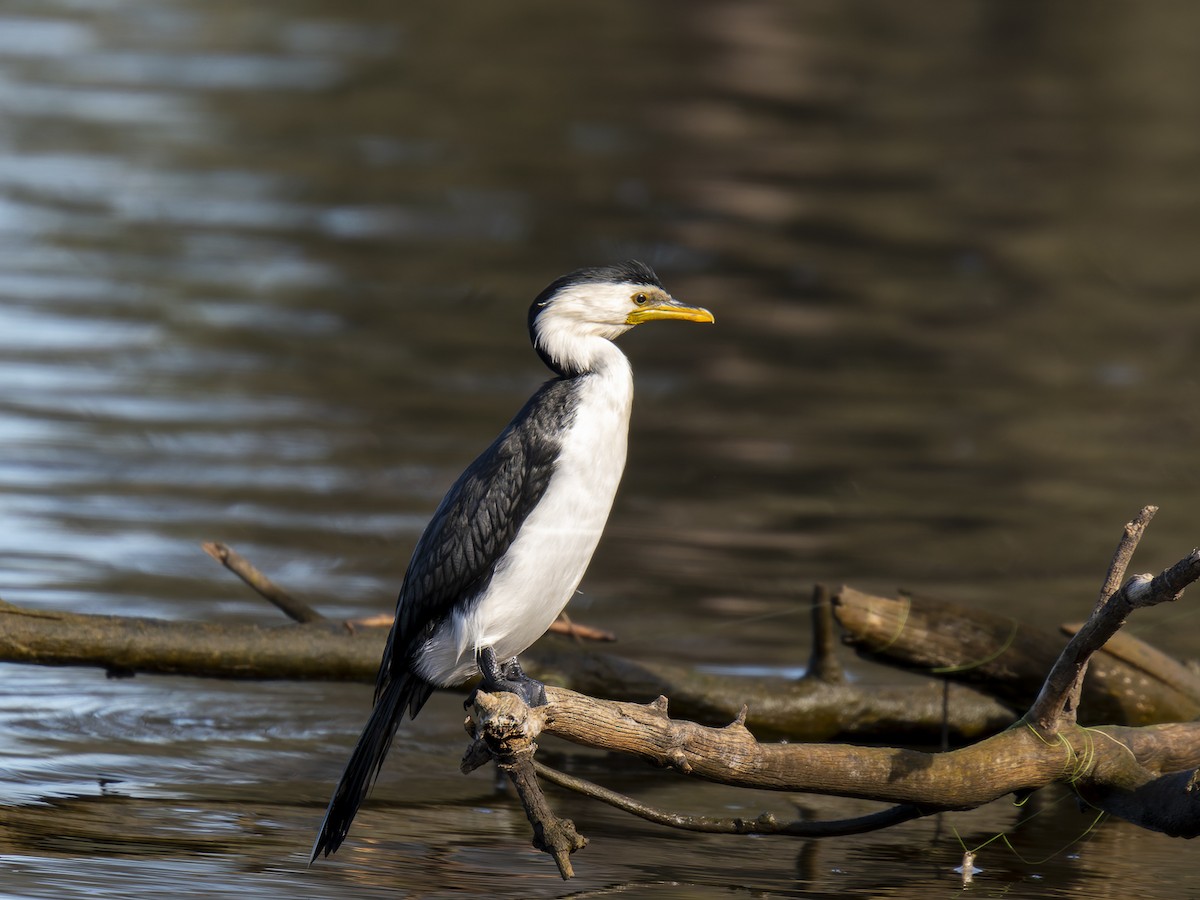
[528,261,714,376]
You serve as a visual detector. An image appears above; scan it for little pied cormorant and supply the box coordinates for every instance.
[311,261,714,860]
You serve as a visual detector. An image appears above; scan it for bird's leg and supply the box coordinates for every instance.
[501,654,547,707]
[500,656,525,681]
[474,646,547,707]
[476,645,507,689]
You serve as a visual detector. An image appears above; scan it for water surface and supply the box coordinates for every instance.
[2,1,1200,897]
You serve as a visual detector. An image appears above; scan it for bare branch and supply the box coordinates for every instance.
[201,542,324,624]
[0,603,372,680]
[464,687,1200,878]
[1095,505,1158,611]
[1029,549,1200,733]
[533,760,924,836]
[548,612,616,642]
[482,686,1145,808]
[834,586,1200,726]
[1060,505,1159,724]
[463,691,585,878]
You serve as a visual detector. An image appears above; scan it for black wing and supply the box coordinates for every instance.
[376,376,582,704]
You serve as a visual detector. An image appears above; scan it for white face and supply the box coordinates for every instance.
[532,279,713,375]
[538,281,674,341]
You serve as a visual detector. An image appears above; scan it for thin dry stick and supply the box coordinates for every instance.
[201,542,324,624]
[532,760,924,836]
[1061,505,1157,725]
[549,612,616,642]
[1095,506,1158,611]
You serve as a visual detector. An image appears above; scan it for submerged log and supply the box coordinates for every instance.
[0,598,374,681]
[833,587,1200,725]
[0,597,1009,743]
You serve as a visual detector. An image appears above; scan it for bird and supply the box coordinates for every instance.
[311,261,713,861]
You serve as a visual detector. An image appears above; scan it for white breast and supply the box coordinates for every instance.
[417,357,633,685]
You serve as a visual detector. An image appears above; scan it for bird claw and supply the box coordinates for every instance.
[472,648,548,708]
[506,676,548,708]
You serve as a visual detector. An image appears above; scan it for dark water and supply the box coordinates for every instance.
[3,1,1200,897]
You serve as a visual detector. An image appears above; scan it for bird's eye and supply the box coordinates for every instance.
[633,292,649,305]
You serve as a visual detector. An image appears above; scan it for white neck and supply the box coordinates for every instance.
[531,281,640,376]
[535,319,632,377]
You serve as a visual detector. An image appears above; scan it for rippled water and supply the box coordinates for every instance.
[3,1,1200,897]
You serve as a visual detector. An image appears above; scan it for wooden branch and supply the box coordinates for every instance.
[1029,549,1200,733]
[532,760,923,836]
[462,691,586,878]
[524,641,1011,742]
[517,687,1060,805]
[538,690,1200,808]
[1060,624,1200,701]
[547,612,615,642]
[462,538,1200,876]
[464,686,1200,876]
[1095,505,1158,610]
[0,599,375,680]
[833,586,1200,726]
[1059,505,1157,725]
[0,596,1012,741]
[201,542,324,624]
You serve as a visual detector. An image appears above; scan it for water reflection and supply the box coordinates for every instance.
[2,1,1200,897]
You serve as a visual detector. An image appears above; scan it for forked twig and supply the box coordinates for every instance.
[1095,505,1158,611]
[1059,505,1157,724]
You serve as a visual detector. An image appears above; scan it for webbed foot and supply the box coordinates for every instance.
[473,646,548,707]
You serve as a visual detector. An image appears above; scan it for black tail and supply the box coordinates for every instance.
[310,671,434,862]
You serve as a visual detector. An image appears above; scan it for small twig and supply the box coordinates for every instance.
[1062,506,1157,723]
[806,583,844,683]
[344,613,393,630]
[342,611,616,640]
[1096,506,1158,612]
[549,612,616,643]
[201,542,324,624]
[503,750,587,878]
[533,760,924,836]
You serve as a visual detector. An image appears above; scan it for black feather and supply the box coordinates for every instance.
[384,375,581,689]
[313,375,583,856]
[310,670,432,861]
